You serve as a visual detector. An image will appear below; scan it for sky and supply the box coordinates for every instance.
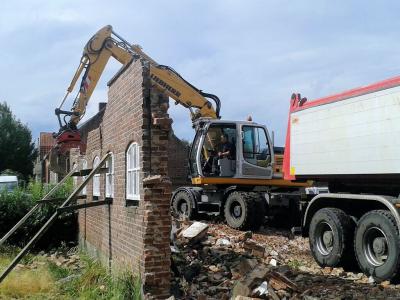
[1,1,400,146]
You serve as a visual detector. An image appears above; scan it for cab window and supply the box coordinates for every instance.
[242,126,271,168]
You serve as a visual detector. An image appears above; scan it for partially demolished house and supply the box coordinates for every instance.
[70,59,189,298]
[33,132,58,183]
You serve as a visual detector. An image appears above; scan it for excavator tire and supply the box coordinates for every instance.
[171,191,196,220]
[224,191,259,230]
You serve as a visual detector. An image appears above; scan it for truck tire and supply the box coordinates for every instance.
[354,210,400,282]
[224,192,257,230]
[309,208,354,268]
[171,191,196,219]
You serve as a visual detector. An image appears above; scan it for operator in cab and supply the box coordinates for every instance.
[212,133,234,172]
[218,134,234,159]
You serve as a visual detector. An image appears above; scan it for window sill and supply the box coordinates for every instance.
[126,199,140,207]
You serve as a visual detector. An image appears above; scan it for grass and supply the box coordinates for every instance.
[57,255,142,300]
[288,258,303,270]
[0,248,141,300]
[0,248,55,299]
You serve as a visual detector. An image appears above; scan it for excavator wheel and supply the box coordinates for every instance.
[171,191,196,220]
[224,191,261,230]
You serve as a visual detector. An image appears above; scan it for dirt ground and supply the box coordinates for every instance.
[171,220,400,300]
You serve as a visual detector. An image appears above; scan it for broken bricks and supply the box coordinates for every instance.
[243,240,265,258]
[232,265,301,299]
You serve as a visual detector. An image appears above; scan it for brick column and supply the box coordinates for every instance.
[141,62,173,298]
[142,176,172,298]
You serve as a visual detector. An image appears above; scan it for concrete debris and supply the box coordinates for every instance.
[269,250,279,257]
[216,237,232,247]
[269,259,277,267]
[181,221,208,242]
[170,219,400,299]
[252,281,269,296]
[368,276,375,284]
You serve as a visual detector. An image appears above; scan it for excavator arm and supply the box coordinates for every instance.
[50,25,221,174]
[55,25,220,129]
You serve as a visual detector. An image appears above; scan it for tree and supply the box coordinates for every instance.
[0,102,37,180]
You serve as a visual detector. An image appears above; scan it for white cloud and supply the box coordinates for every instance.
[1,0,400,147]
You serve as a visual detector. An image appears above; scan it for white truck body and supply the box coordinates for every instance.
[288,81,400,177]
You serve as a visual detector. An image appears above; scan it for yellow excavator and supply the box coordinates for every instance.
[50,25,220,174]
[51,25,309,230]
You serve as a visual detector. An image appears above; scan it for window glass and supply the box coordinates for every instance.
[93,156,100,197]
[203,125,236,157]
[242,126,271,168]
[105,153,114,198]
[126,143,140,200]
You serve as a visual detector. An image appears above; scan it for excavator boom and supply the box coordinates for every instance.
[50,25,220,174]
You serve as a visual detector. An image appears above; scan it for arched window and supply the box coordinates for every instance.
[105,153,114,198]
[126,143,140,200]
[81,159,88,195]
[93,156,100,198]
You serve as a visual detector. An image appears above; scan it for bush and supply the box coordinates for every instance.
[0,179,78,249]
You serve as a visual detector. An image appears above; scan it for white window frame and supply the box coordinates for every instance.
[105,153,114,198]
[93,156,100,197]
[81,159,88,195]
[126,143,140,200]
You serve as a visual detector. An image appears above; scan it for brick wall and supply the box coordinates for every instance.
[76,60,173,298]
[168,133,190,190]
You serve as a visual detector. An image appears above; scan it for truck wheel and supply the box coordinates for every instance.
[354,210,400,282]
[172,191,196,219]
[224,192,255,230]
[309,208,353,267]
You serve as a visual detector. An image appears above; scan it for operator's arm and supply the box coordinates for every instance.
[218,144,232,158]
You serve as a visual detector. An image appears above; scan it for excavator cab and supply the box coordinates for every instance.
[189,119,275,180]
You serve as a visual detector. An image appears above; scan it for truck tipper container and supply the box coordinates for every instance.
[284,76,400,282]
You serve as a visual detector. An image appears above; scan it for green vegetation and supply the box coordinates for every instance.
[0,101,37,181]
[288,258,303,270]
[0,246,55,299]
[0,247,141,299]
[0,180,76,248]
[54,255,142,300]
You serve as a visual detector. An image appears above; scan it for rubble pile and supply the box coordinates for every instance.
[171,220,400,299]
[45,250,82,271]
[15,247,82,274]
